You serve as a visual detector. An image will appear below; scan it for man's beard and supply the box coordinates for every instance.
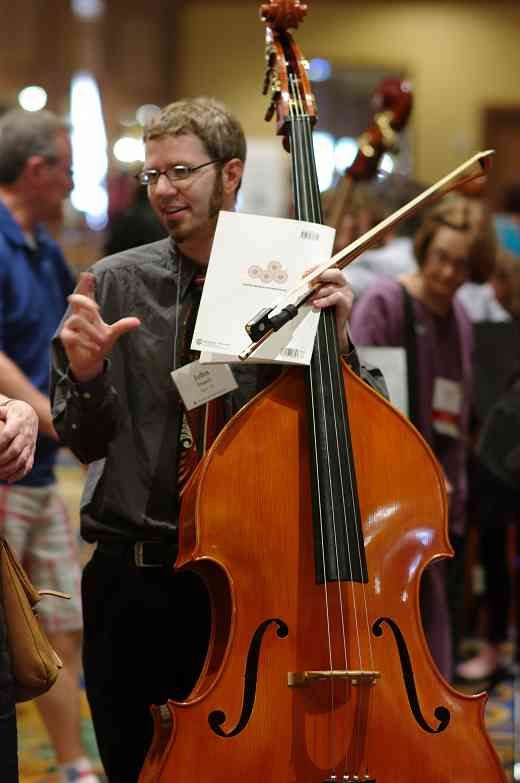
[172,173,224,245]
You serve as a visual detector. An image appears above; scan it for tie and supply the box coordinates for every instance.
[177,275,225,493]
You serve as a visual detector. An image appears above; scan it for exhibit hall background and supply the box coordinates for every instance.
[1,0,519,253]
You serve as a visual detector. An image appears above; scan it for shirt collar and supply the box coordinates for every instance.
[169,239,205,299]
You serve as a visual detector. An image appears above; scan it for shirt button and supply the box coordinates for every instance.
[72,423,78,430]
[82,392,92,400]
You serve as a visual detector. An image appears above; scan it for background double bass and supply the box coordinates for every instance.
[140,1,507,780]
[323,76,413,243]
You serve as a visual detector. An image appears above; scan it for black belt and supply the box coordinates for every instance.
[97,540,178,568]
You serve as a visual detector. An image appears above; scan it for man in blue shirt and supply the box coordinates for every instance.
[0,109,99,783]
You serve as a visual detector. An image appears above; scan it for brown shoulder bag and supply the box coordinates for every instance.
[0,537,70,702]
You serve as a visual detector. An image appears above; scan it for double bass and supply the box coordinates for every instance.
[140,2,507,780]
[323,76,413,235]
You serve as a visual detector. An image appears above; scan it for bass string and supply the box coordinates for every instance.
[289,74,377,776]
[288,88,339,771]
[289,78,363,671]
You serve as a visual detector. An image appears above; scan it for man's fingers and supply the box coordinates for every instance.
[76,272,97,300]
[67,293,100,317]
[67,273,99,318]
[0,430,18,467]
[314,268,344,285]
[110,317,141,341]
[63,314,106,346]
[0,446,33,484]
[0,433,13,461]
[312,290,343,309]
[61,329,102,355]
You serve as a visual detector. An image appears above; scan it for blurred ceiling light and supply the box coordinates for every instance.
[380,153,395,175]
[71,0,105,19]
[334,137,358,173]
[119,112,138,128]
[308,58,332,82]
[312,131,335,192]
[69,70,108,231]
[113,137,145,164]
[136,104,160,127]
[18,86,47,112]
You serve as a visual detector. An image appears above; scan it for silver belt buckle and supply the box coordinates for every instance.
[134,541,161,568]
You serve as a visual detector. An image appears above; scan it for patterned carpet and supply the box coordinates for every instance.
[15,459,516,782]
[17,693,104,783]
[484,676,516,781]
[17,461,103,783]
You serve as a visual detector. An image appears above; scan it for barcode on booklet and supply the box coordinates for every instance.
[282,347,306,360]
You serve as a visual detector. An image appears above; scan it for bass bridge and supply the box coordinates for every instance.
[288,670,380,687]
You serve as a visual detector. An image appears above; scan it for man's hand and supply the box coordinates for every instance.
[307,267,354,354]
[0,400,38,483]
[60,273,141,383]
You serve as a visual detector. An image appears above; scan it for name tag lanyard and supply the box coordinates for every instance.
[172,257,223,456]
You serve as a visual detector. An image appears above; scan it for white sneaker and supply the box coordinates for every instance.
[456,645,499,680]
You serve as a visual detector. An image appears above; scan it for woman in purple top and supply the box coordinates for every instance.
[350,196,493,681]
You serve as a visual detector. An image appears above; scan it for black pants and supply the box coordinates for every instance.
[479,524,511,645]
[446,532,467,664]
[469,460,520,657]
[82,548,211,783]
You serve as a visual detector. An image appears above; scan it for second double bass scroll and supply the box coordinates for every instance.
[322,76,413,237]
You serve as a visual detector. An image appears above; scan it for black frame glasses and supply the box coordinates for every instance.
[136,159,221,187]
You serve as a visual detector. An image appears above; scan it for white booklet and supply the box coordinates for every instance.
[192,211,335,365]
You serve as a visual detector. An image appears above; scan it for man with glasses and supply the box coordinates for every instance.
[51,97,386,783]
[0,109,100,783]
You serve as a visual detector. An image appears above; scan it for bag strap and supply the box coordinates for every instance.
[0,538,70,604]
[400,283,420,428]
[0,537,40,606]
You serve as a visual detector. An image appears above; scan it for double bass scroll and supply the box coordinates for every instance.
[323,77,413,234]
[139,2,507,782]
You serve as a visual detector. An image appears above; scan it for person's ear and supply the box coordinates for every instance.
[222,158,244,196]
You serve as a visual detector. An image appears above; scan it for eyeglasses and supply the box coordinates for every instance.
[136,160,221,187]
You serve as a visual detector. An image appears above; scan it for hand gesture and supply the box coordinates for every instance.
[0,400,38,483]
[60,273,141,383]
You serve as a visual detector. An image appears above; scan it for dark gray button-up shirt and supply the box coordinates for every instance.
[51,238,387,545]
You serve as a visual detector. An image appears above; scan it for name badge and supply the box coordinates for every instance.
[171,360,238,411]
[432,377,462,438]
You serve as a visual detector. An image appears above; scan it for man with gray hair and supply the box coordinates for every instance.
[0,109,100,783]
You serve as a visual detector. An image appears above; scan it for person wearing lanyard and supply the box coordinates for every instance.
[351,194,493,682]
[50,96,388,783]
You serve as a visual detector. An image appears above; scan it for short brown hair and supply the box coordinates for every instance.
[143,97,246,165]
[414,194,497,283]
